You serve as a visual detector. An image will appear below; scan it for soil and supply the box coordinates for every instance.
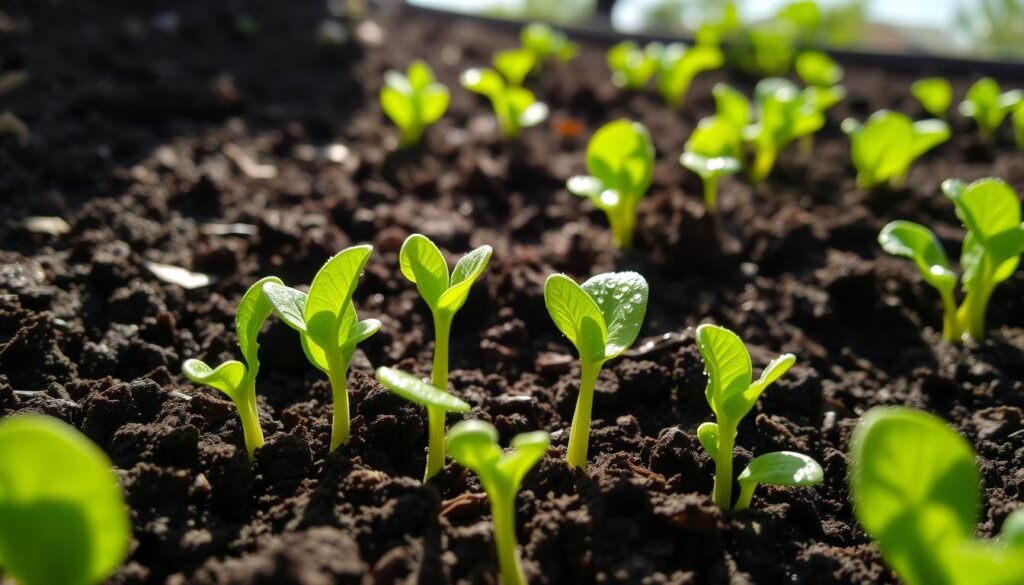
[1,1,1023,584]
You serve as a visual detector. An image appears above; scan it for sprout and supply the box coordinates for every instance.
[447,420,550,585]
[0,414,131,585]
[794,50,844,88]
[493,48,536,88]
[380,60,450,148]
[842,110,950,189]
[911,77,953,120]
[544,272,648,470]
[399,234,492,480]
[695,324,822,509]
[607,41,662,90]
[461,68,548,138]
[713,83,752,131]
[743,78,824,183]
[737,0,820,75]
[959,77,1024,141]
[520,22,578,65]
[263,245,380,451]
[183,276,281,460]
[374,367,470,481]
[849,407,1024,585]
[566,119,654,250]
[680,116,742,211]
[878,178,1024,342]
[656,42,724,109]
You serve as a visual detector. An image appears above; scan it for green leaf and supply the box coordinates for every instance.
[738,451,823,488]
[585,119,654,205]
[878,221,957,294]
[494,48,535,87]
[544,274,607,363]
[909,119,952,160]
[305,245,373,351]
[448,419,549,495]
[400,234,450,309]
[681,116,743,179]
[182,359,246,399]
[1002,510,1024,549]
[263,282,309,332]
[607,41,661,89]
[498,430,551,488]
[959,78,1021,136]
[912,78,953,119]
[694,324,752,420]
[347,317,382,348]
[380,85,412,131]
[407,59,435,89]
[803,85,846,112]
[461,67,505,98]
[713,83,752,129]
[507,87,548,128]
[942,178,1021,242]
[697,422,719,462]
[0,414,130,585]
[580,271,649,359]
[944,540,1024,585]
[733,353,796,416]
[848,111,948,188]
[657,43,723,108]
[795,50,843,87]
[374,367,470,412]
[419,85,450,125]
[438,245,493,314]
[447,419,504,473]
[236,276,283,370]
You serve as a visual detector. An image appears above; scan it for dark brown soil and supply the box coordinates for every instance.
[1,1,1023,584]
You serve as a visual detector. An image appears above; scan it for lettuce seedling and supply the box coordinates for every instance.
[850,407,1024,585]
[183,276,281,460]
[566,119,654,250]
[607,41,662,91]
[695,324,822,509]
[713,83,752,132]
[461,68,548,138]
[520,22,578,65]
[380,60,450,148]
[544,272,648,470]
[400,234,492,480]
[447,419,549,585]
[878,178,1024,342]
[680,116,742,211]
[263,245,380,451]
[656,42,724,109]
[959,77,1024,141]
[0,414,131,585]
[842,110,950,189]
[494,48,536,88]
[795,50,844,88]
[912,77,953,120]
[375,367,470,482]
[743,78,824,183]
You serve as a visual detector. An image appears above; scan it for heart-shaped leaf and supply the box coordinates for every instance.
[182,359,247,399]
[375,367,470,412]
[581,271,648,359]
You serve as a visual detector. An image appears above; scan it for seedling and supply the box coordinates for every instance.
[460,68,548,138]
[493,48,536,88]
[695,324,822,509]
[738,0,820,76]
[959,77,1023,141]
[380,60,450,147]
[544,271,648,470]
[842,110,950,189]
[743,78,824,183]
[912,77,953,119]
[656,42,724,109]
[878,178,1024,342]
[520,22,578,65]
[713,83,752,132]
[566,119,654,250]
[0,414,131,585]
[680,116,742,211]
[607,41,662,90]
[374,367,470,482]
[263,245,380,451]
[795,50,844,88]
[183,276,281,460]
[399,234,492,480]
[447,419,550,585]
[850,407,1024,585]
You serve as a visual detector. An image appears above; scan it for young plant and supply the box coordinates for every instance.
[566,119,654,250]
[959,77,1024,141]
[374,367,470,482]
[849,407,1024,585]
[447,420,549,585]
[461,68,548,138]
[656,42,724,109]
[0,414,131,585]
[878,177,1024,342]
[695,324,823,510]
[680,116,742,211]
[743,78,825,183]
[263,245,380,451]
[399,234,492,480]
[380,60,450,148]
[520,22,578,65]
[911,77,953,119]
[183,276,281,460]
[544,271,648,470]
[713,82,752,133]
[493,48,536,88]
[842,110,950,189]
[795,50,844,89]
[607,41,662,90]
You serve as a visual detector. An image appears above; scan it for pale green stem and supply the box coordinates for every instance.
[713,425,736,509]
[326,352,353,452]
[237,376,265,461]
[751,148,777,184]
[607,199,637,250]
[734,481,756,511]
[425,312,453,482]
[940,288,962,343]
[490,485,527,585]
[960,283,995,341]
[703,175,719,212]
[799,135,813,157]
[566,360,602,471]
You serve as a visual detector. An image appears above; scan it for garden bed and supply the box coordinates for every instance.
[1,1,1023,583]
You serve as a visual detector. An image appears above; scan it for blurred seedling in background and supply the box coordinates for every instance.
[911,77,953,120]
[743,78,824,183]
[607,41,662,91]
[959,77,1023,141]
[380,60,450,148]
[680,116,742,212]
[656,42,724,109]
[520,22,578,67]
[794,49,845,153]
[842,110,950,189]
[461,67,548,138]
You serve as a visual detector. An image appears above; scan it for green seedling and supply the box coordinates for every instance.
[520,22,578,65]
[183,276,281,460]
[607,41,662,90]
[656,42,724,109]
[680,116,742,211]
[374,367,470,482]
[842,110,950,189]
[544,272,648,470]
[380,60,450,148]
[737,0,820,76]
[0,414,131,585]
[912,77,953,119]
[878,178,1024,342]
[743,78,824,183]
[263,245,380,451]
[461,68,548,138]
[494,48,536,88]
[447,419,549,585]
[795,50,844,88]
[959,77,1024,141]
[713,83,752,131]
[850,407,1024,585]
[399,234,492,481]
[695,324,822,510]
[566,119,654,250]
